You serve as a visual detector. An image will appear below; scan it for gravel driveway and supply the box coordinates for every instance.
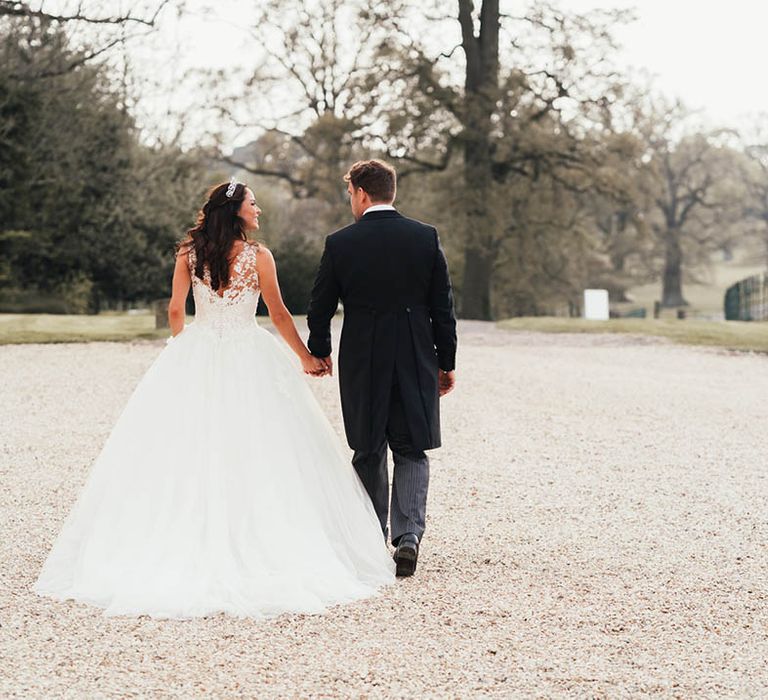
[1,321,767,697]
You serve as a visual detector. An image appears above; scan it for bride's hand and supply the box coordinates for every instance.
[438,369,455,396]
[301,353,328,376]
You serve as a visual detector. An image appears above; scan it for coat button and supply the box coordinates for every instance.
[406,306,411,313]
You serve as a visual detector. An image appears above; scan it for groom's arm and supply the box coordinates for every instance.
[307,236,340,359]
[428,227,457,372]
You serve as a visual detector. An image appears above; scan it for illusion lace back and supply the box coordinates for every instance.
[188,243,261,335]
[33,241,395,619]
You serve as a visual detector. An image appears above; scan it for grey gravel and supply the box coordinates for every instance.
[1,321,767,698]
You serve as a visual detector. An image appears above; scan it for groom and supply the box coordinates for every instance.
[307,159,457,577]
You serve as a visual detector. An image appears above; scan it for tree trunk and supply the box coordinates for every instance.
[661,230,687,307]
[763,216,768,268]
[461,245,494,319]
[457,0,499,320]
[460,114,494,318]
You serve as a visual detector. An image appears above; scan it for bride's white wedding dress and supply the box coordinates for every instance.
[33,242,395,618]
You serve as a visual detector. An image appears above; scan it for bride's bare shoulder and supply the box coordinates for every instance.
[175,236,194,260]
[253,243,275,274]
[253,242,272,258]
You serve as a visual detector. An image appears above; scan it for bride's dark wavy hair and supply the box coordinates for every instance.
[178,181,248,291]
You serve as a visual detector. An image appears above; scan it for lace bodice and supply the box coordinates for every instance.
[186,242,261,335]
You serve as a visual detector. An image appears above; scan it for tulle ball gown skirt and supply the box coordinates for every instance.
[33,321,396,618]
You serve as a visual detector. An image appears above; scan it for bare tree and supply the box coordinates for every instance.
[742,122,768,265]
[212,0,391,210]
[0,0,169,25]
[630,99,748,307]
[0,1,173,78]
[202,0,634,318]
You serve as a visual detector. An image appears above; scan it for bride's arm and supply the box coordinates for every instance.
[168,250,192,336]
[257,246,328,375]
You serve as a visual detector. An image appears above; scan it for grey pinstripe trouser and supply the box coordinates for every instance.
[352,381,430,546]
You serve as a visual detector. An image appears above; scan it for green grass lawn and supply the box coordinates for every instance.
[621,259,766,319]
[497,317,768,353]
[488,252,768,351]
[0,312,283,345]
[2,312,767,353]
[0,312,170,344]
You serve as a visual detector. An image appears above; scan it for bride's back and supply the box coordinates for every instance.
[184,240,262,333]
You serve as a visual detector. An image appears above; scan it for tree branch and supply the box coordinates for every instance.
[0,0,171,26]
[219,155,312,198]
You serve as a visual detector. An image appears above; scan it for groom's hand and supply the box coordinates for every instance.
[438,369,455,396]
[302,354,328,376]
[320,356,333,376]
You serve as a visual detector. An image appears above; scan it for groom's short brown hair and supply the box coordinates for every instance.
[344,159,396,202]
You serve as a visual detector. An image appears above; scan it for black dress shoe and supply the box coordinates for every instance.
[393,533,419,577]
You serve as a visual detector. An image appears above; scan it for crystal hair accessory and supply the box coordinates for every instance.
[225,176,238,198]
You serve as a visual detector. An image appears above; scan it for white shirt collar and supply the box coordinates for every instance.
[362,204,396,216]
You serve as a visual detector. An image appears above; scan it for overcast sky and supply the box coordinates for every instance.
[564,0,767,127]
[128,0,767,146]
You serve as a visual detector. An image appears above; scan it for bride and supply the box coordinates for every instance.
[33,180,396,618]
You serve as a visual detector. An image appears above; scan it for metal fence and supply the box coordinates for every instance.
[724,273,768,321]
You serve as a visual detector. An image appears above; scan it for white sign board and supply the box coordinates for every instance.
[583,289,609,320]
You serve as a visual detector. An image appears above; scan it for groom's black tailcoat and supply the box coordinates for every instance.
[307,210,457,453]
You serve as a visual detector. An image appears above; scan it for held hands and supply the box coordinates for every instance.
[301,353,333,377]
[438,369,455,397]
